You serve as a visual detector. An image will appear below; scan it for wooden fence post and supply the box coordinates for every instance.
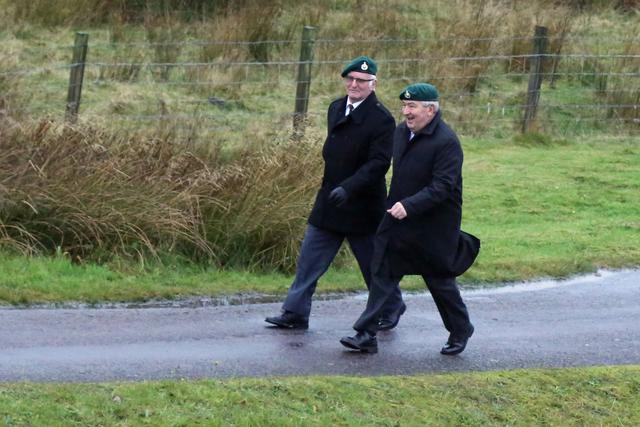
[65,32,89,123]
[293,26,316,136]
[522,25,548,133]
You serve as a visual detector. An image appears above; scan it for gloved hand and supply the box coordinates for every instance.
[328,186,348,207]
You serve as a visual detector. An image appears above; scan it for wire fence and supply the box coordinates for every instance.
[1,28,638,140]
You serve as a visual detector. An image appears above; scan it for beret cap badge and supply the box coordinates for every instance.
[360,61,368,71]
[404,90,411,99]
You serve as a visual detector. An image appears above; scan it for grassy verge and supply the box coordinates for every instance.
[1,135,638,305]
[1,366,639,425]
[462,133,640,282]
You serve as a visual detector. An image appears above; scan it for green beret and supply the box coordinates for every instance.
[341,55,377,77]
[400,83,439,101]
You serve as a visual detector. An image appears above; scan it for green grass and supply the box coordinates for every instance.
[1,366,639,425]
[462,134,640,282]
[0,253,287,305]
[0,134,638,305]
[0,250,402,305]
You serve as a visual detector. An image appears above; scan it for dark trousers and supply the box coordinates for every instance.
[353,253,472,337]
[282,224,403,319]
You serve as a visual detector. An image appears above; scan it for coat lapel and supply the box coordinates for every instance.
[394,124,411,165]
[396,111,442,164]
[348,93,375,125]
[327,96,346,131]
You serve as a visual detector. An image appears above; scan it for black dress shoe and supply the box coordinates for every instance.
[340,331,378,354]
[265,311,309,329]
[378,303,407,331]
[440,325,474,356]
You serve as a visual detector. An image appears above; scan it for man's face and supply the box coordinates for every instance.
[343,71,376,102]
[401,100,436,133]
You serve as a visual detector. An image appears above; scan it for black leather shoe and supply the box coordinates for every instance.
[340,331,378,354]
[378,303,407,331]
[265,311,309,329]
[440,324,474,356]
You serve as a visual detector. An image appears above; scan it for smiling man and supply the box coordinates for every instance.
[265,56,405,331]
[341,83,481,355]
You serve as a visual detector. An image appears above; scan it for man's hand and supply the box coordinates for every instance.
[387,202,407,219]
[328,187,348,207]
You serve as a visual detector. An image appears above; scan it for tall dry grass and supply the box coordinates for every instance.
[3,0,637,112]
[0,117,322,270]
[600,37,640,125]
[0,38,24,121]
[202,132,323,269]
[426,1,512,94]
[7,0,228,26]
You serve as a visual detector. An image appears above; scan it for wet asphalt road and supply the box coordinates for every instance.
[1,269,639,383]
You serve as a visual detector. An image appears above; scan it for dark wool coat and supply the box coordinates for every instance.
[308,93,395,234]
[375,111,480,277]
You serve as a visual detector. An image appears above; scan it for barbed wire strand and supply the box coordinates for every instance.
[40,34,640,50]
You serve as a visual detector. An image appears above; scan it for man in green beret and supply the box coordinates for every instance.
[341,83,480,355]
[265,56,405,330]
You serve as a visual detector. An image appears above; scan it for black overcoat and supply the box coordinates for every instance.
[375,111,480,277]
[308,93,395,234]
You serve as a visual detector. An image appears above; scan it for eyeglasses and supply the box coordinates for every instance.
[343,76,375,85]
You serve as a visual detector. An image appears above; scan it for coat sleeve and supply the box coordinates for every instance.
[401,138,462,216]
[339,114,394,196]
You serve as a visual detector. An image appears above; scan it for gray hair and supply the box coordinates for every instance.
[421,101,440,111]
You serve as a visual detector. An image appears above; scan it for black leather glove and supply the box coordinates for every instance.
[328,186,348,207]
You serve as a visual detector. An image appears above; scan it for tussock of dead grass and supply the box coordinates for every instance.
[0,118,322,271]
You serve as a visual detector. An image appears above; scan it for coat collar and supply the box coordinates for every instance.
[333,92,378,127]
[395,111,442,162]
[413,110,442,139]
[348,92,378,125]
